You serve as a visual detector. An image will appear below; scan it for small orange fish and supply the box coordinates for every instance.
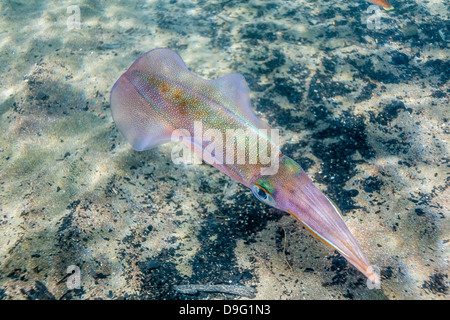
[366,0,394,10]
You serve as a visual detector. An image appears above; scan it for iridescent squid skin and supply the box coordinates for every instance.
[110,48,379,283]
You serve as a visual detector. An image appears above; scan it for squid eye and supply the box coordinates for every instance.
[251,185,276,207]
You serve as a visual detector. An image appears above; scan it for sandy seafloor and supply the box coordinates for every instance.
[0,0,449,300]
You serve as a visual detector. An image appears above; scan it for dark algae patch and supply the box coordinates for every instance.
[355,82,377,103]
[424,59,450,85]
[322,253,367,296]
[20,281,56,300]
[362,176,383,193]
[137,249,185,300]
[256,97,302,128]
[308,72,352,103]
[422,273,449,296]
[311,111,375,212]
[369,100,408,126]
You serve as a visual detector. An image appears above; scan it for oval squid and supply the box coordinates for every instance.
[110,48,379,283]
[366,0,394,10]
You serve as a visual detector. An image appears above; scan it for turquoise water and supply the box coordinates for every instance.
[0,0,448,300]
